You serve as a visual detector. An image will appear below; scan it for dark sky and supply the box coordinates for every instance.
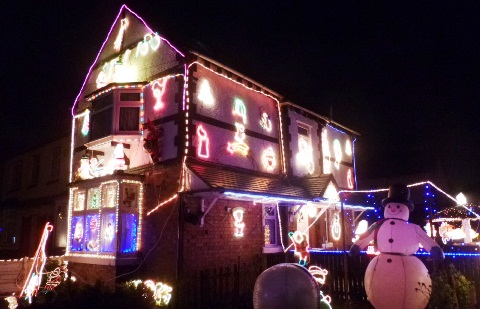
[1,1,480,196]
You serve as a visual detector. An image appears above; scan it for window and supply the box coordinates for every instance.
[297,123,314,175]
[68,180,142,258]
[90,93,114,141]
[262,204,282,253]
[119,107,140,131]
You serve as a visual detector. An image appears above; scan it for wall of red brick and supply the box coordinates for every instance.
[68,262,116,289]
[182,198,263,272]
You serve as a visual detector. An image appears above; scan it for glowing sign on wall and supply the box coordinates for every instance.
[232,207,246,237]
[227,98,249,156]
[196,125,210,158]
[152,78,168,110]
[261,147,276,171]
[114,18,128,50]
[197,79,215,106]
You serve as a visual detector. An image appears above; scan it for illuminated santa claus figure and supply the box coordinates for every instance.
[350,183,444,309]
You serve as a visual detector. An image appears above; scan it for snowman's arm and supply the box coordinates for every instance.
[415,224,444,260]
[350,222,377,255]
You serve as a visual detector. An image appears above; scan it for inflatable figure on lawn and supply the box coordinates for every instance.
[350,183,444,309]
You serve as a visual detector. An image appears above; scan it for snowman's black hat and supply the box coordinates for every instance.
[381,183,414,211]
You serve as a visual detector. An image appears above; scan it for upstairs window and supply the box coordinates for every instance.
[90,94,114,141]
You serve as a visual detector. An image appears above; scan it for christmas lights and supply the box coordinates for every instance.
[152,77,168,110]
[321,128,331,174]
[260,111,272,131]
[296,135,314,174]
[330,213,341,241]
[289,231,310,266]
[81,109,90,136]
[71,4,184,116]
[197,79,215,106]
[261,147,276,171]
[20,223,53,304]
[232,207,246,237]
[114,18,128,50]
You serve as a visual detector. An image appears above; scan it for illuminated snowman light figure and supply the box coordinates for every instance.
[350,183,444,309]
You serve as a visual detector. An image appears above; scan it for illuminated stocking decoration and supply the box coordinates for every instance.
[321,129,331,174]
[261,147,276,171]
[20,223,53,304]
[232,207,246,237]
[197,79,215,106]
[196,125,210,158]
[260,111,272,131]
[289,231,310,266]
[333,139,342,169]
[81,110,90,136]
[152,78,168,111]
[347,168,354,189]
[331,213,341,241]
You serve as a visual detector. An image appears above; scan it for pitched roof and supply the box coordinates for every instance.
[186,158,335,201]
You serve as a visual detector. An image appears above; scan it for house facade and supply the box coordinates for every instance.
[0,136,70,258]
[65,5,367,299]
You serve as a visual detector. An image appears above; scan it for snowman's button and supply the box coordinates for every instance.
[390,221,395,225]
[389,238,394,243]
[387,258,392,263]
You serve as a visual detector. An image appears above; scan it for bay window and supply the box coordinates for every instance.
[67,177,143,263]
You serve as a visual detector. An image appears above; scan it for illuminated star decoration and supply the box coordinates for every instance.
[113,18,128,50]
[20,223,53,304]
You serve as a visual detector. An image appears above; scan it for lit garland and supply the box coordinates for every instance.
[146,194,178,216]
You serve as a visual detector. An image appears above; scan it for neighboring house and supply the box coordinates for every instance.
[65,5,368,300]
[0,136,70,258]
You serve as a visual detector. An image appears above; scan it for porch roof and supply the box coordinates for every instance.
[185,158,334,202]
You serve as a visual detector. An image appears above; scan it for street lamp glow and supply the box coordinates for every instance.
[456,193,467,205]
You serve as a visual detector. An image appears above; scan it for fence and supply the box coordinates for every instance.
[177,252,480,308]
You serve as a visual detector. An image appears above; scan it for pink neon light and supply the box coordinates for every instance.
[71,5,185,116]
[227,142,249,155]
[197,125,210,158]
[347,168,354,189]
[152,78,168,110]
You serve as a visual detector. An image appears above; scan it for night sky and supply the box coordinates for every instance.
[2,1,480,198]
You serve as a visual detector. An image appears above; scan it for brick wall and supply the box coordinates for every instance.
[182,199,263,272]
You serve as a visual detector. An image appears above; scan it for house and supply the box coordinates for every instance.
[0,136,70,258]
[65,4,367,302]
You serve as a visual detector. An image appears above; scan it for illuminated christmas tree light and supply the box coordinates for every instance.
[197,79,215,106]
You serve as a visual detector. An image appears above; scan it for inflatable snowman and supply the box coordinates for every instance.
[350,183,444,309]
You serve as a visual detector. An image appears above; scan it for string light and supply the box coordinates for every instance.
[71,4,184,116]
